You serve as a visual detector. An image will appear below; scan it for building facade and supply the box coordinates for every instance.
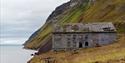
[52,22,117,51]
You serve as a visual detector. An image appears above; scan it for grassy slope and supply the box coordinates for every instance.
[29,34,125,63]
[24,0,89,49]
[25,0,125,50]
[27,0,125,62]
[82,0,125,32]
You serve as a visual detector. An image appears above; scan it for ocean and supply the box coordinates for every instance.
[0,45,36,63]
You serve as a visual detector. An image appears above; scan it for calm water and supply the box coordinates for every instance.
[0,45,36,63]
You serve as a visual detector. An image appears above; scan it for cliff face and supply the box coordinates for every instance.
[24,0,125,51]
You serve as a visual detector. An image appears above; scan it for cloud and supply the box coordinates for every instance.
[0,0,69,45]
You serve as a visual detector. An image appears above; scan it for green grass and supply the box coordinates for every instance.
[60,1,89,23]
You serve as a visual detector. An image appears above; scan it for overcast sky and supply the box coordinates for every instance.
[0,0,69,45]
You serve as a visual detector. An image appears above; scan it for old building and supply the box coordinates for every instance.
[52,22,117,51]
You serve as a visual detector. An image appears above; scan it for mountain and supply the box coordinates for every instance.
[24,0,125,51]
[24,0,125,63]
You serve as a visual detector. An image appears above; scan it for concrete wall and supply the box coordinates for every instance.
[52,32,117,51]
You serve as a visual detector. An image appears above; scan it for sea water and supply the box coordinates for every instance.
[0,45,35,63]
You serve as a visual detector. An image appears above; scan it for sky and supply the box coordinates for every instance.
[0,0,69,45]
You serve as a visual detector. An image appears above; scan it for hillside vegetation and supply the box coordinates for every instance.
[24,0,125,51]
[25,0,125,63]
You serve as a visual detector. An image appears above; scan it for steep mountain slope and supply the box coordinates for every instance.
[24,0,125,51]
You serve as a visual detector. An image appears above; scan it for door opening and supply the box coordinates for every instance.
[79,42,83,48]
[85,42,88,47]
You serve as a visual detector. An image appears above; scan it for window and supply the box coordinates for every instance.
[103,27,111,31]
[58,34,62,36]
[71,25,79,31]
[67,35,71,40]
[85,35,88,39]
[73,35,76,40]
[67,34,71,36]
[73,35,77,37]
[54,35,62,41]
[67,38,70,40]
[54,37,61,41]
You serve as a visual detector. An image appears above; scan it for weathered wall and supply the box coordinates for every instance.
[52,32,117,51]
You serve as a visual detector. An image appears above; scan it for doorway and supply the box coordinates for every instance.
[79,42,83,48]
[85,42,89,47]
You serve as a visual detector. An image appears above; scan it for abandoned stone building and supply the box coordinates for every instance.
[52,22,117,51]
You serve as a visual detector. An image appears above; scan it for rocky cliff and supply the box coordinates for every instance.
[24,0,125,51]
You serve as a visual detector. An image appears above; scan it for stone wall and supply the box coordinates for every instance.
[52,32,117,51]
